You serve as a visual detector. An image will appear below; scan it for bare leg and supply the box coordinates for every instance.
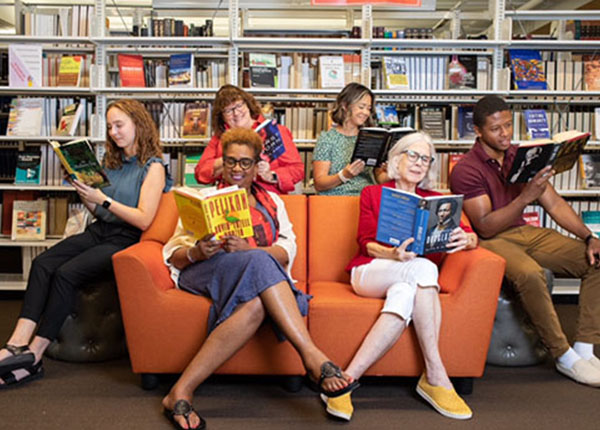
[259,281,352,393]
[0,318,37,362]
[0,320,51,386]
[162,297,266,429]
[412,286,452,389]
[345,313,407,381]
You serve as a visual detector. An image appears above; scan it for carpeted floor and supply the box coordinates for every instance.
[1,297,599,430]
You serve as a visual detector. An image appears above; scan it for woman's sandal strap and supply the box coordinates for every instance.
[3,344,30,356]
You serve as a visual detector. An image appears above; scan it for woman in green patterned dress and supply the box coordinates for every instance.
[312,83,387,196]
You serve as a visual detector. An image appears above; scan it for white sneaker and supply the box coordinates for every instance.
[588,355,600,372]
[556,358,600,387]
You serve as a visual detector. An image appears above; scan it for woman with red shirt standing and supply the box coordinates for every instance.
[323,132,478,422]
[195,85,304,194]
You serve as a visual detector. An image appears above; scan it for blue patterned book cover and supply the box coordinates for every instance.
[509,49,547,90]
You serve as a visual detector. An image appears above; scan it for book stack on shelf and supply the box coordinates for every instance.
[109,54,227,89]
[241,52,361,89]
[20,4,95,37]
[6,97,93,137]
[373,54,490,91]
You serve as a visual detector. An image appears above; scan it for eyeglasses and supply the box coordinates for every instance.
[223,156,257,170]
[401,150,434,166]
[223,102,247,117]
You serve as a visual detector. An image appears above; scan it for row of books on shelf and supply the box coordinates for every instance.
[109,54,227,89]
[264,103,331,142]
[373,27,434,39]
[567,20,600,41]
[9,45,91,88]
[373,55,491,91]
[241,53,361,90]
[6,98,93,137]
[20,4,94,37]
[527,201,600,242]
[0,190,83,240]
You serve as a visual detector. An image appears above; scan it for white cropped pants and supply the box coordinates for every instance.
[350,257,439,323]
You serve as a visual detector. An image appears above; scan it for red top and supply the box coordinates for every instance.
[346,181,474,272]
[450,138,526,230]
[194,115,305,194]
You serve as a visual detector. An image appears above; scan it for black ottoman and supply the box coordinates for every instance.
[45,275,127,362]
[486,269,553,366]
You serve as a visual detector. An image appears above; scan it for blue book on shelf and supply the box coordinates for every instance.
[168,53,193,87]
[457,106,475,139]
[582,211,600,238]
[524,109,551,139]
[509,49,547,90]
[376,187,464,255]
[15,151,42,185]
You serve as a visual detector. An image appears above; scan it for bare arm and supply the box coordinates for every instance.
[463,166,553,239]
[72,163,166,231]
[313,159,365,192]
[374,163,390,184]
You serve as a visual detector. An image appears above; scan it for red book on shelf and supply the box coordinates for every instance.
[2,190,38,236]
[117,54,146,87]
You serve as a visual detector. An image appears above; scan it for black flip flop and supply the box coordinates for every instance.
[0,360,44,390]
[0,344,35,375]
[163,399,206,430]
[307,361,360,398]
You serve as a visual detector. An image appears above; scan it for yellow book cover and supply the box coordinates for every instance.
[173,186,254,240]
[57,55,82,86]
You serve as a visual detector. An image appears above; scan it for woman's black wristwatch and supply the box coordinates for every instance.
[102,197,113,209]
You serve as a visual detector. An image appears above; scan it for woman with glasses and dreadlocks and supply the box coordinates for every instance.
[194,85,304,194]
[320,132,478,422]
[162,128,357,430]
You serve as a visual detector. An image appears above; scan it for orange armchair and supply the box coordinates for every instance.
[112,192,308,389]
[306,195,505,392]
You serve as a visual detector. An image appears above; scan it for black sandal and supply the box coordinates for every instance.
[308,361,360,398]
[0,359,44,390]
[0,344,35,375]
[163,399,206,430]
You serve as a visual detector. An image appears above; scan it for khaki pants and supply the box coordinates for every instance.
[480,225,600,358]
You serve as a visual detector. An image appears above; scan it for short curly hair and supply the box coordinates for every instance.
[104,99,162,169]
[212,85,262,137]
[220,128,263,159]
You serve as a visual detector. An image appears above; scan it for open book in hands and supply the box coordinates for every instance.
[49,138,110,188]
[255,119,286,161]
[351,126,414,167]
[173,185,254,241]
[376,187,464,255]
[507,130,591,184]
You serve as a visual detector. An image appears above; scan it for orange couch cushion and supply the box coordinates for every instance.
[140,191,178,244]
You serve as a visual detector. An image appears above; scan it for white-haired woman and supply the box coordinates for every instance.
[322,132,478,421]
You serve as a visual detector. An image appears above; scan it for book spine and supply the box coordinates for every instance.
[413,205,429,255]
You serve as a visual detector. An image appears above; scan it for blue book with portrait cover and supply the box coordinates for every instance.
[509,49,547,90]
[457,106,475,139]
[523,109,551,139]
[376,187,464,255]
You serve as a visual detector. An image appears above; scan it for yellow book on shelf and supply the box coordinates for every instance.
[173,186,254,241]
[57,55,83,86]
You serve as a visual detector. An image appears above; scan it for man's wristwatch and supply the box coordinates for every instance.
[585,233,595,246]
[102,197,113,209]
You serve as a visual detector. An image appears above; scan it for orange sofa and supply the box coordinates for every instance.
[306,196,505,391]
[113,193,505,392]
[112,192,307,389]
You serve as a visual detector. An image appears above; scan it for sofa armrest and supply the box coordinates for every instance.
[437,247,506,375]
[112,241,212,372]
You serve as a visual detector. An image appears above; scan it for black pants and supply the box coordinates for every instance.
[19,220,140,341]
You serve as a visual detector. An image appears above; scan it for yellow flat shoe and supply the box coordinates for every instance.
[320,392,354,421]
[416,373,473,420]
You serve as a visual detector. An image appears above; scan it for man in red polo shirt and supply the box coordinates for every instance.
[450,95,600,387]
